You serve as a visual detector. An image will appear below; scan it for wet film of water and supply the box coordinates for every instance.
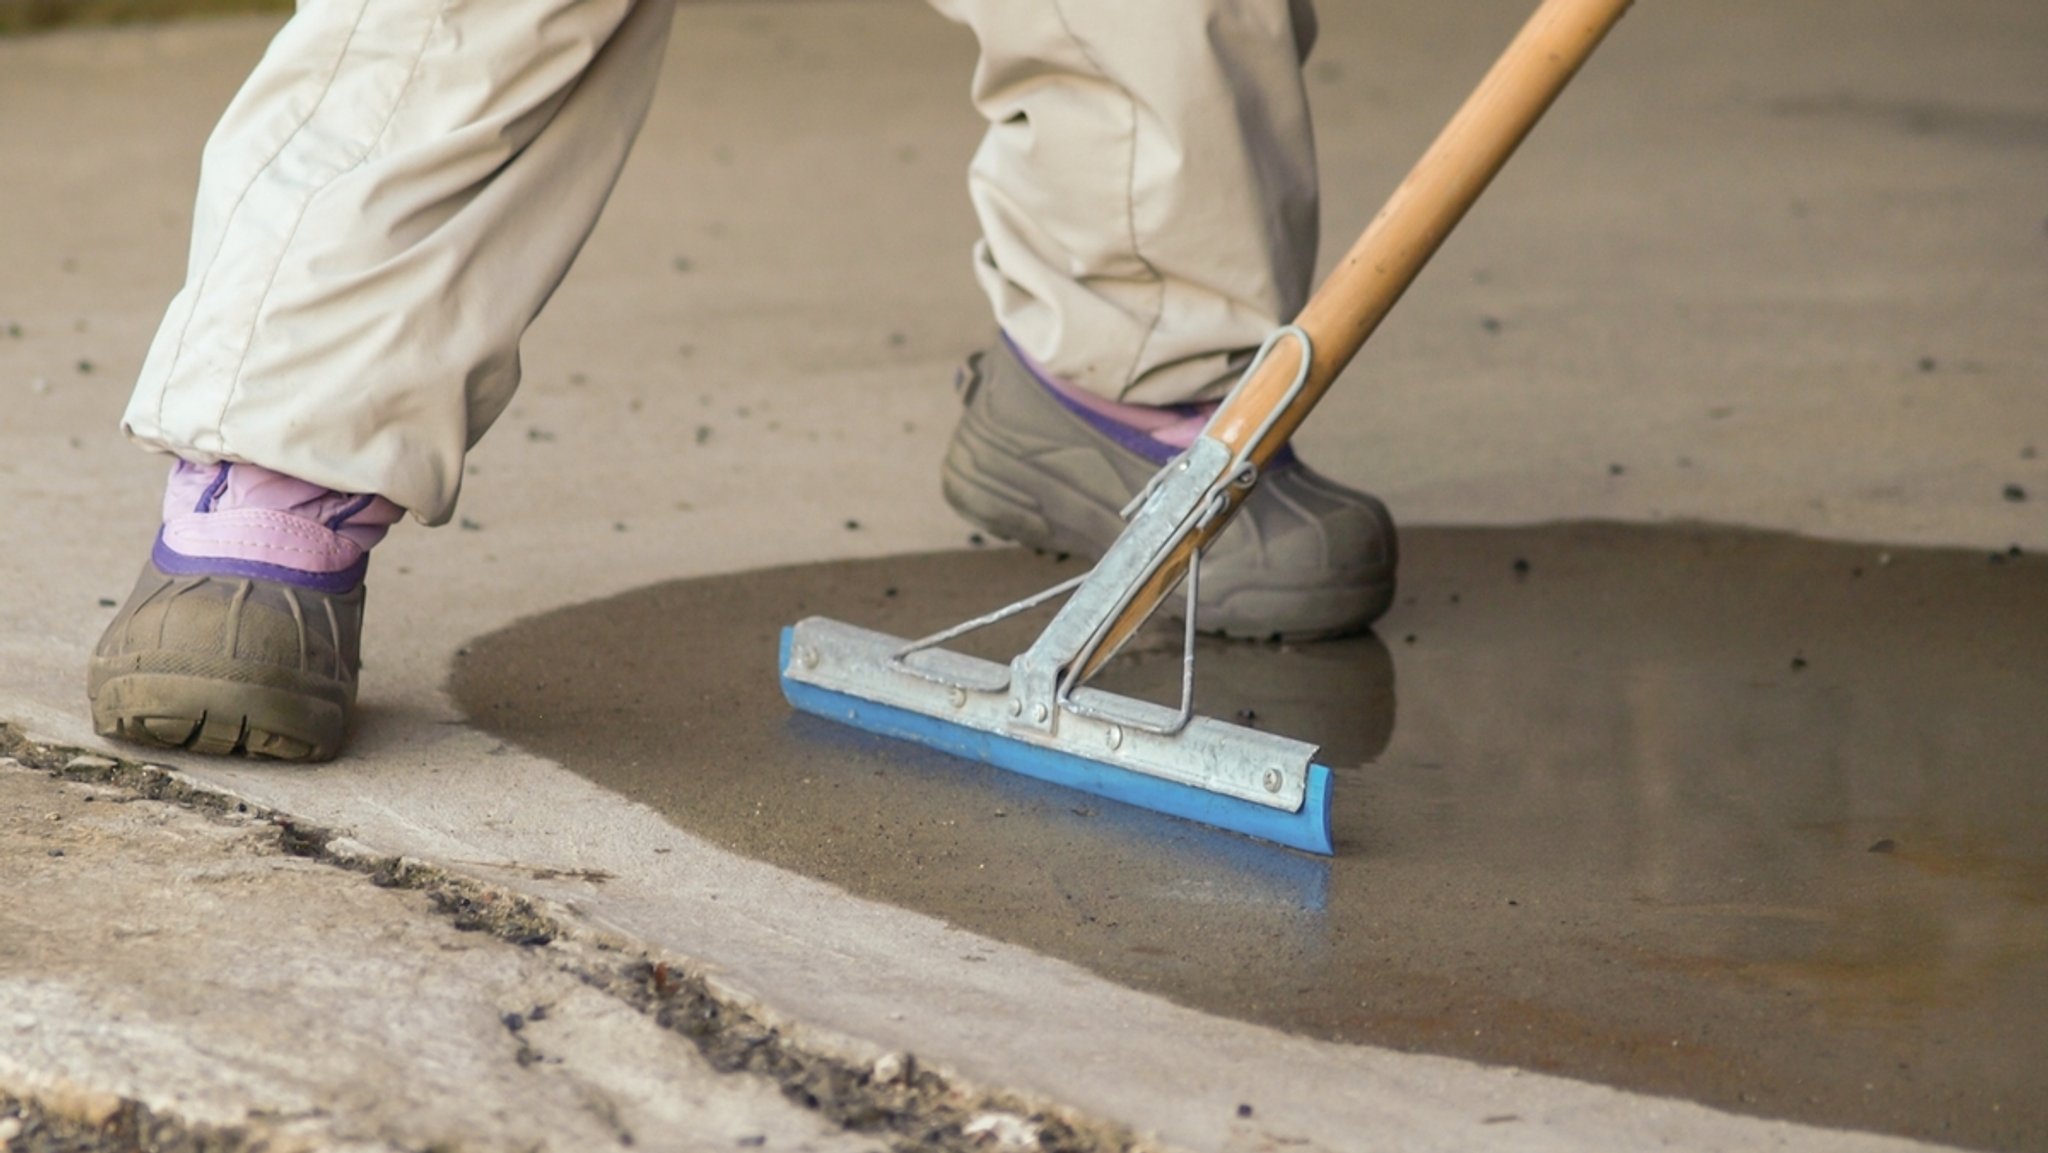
[451,524,2048,1152]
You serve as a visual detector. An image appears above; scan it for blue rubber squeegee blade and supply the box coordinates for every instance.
[778,627,1334,855]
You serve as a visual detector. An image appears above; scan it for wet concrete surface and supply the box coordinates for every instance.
[450,523,2048,1152]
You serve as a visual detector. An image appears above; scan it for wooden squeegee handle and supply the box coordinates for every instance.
[1084,0,1633,673]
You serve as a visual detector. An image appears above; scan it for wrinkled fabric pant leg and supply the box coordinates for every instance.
[123,0,678,525]
[929,0,1322,406]
[125,0,1315,518]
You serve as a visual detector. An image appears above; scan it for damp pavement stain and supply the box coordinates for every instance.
[449,522,2048,1153]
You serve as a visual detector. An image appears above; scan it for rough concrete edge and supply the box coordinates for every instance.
[0,721,1153,1153]
[0,1089,300,1153]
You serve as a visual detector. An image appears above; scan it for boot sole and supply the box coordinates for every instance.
[88,668,346,761]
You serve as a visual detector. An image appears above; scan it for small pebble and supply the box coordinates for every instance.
[98,597,116,607]
[968,533,986,547]
[1608,463,1626,476]
[48,849,65,858]
[870,1052,909,1084]
[1236,1103,1255,1119]
[961,1113,1039,1147]
[1790,655,1809,671]
[2003,483,2027,503]
[844,519,861,531]
[1512,557,1531,577]
[1868,838,1897,854]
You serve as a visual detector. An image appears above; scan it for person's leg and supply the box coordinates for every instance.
[930,0,1320,406]
[930,0,1397,639]
[126,0,677,519]
[91,0,677,759]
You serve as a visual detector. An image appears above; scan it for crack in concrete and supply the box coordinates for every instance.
[0,723,1142,1153]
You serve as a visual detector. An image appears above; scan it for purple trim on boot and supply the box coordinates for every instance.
[1003,333,1185,466]
[153,529,368,594]
[1000,332,1300,469]
[154,458,404,588]
[325,493,376,530]
[1044,386,1184,465]
[195,462,232,513]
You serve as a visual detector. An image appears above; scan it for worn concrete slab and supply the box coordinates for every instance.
[2,1,2044,1151]
[0,755,903,1153]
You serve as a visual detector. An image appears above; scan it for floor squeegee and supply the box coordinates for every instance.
[782,0,1635,854]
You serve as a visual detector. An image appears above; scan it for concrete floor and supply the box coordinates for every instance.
[2,1,2044,1150]
[452,527,2048,1151]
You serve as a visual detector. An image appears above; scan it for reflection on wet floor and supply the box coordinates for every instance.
[450,523,2048,1151]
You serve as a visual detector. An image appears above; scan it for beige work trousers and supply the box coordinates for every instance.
[123,0,1320,524]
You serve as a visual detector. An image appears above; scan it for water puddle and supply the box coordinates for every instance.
[449,523,2047,1151]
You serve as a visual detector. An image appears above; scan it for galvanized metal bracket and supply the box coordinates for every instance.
[784,617,1317,811]
[786,327,1324,811]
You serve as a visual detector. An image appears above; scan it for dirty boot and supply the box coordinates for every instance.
[941,336,1397,641]
[88,461,403,761]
